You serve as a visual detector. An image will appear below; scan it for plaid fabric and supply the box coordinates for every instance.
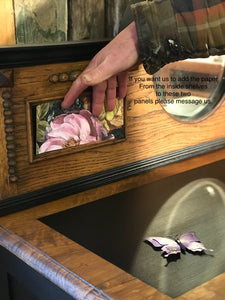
[130,0,225,74]
[173,0,223,12]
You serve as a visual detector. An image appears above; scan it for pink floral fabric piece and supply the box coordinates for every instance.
[39,110,114,154]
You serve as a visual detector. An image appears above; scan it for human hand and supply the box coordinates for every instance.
[61,22,139,115]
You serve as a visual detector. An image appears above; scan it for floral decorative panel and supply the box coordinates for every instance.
[29,94,125,160]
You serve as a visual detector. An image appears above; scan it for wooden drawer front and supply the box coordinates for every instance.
[0,62,225,200]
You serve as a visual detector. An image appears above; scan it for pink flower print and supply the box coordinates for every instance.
[39,110,114,154]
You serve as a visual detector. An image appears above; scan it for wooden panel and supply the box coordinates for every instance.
[14,0,67,44]
[68,0,105,40]
[0,60,225,199]
[0,0,15,45]
[105,0,130,37]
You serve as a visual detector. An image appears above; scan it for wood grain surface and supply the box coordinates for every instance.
[14,0,67,44]
[68,0,105,40]
[0,0,15,45]
[105,0,129,37]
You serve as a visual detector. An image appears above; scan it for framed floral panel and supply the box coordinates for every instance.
[27,94,125,162]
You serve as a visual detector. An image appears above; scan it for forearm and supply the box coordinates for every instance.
[130,0,225,74]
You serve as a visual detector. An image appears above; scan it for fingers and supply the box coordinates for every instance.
[106,76,117,112]
[62,74,89,108]
[62,58,110,109]
[62,70,127,116]
[92,75,122,116]
[62,22,138,112]
[92,81,107,116]
[117,71,128,98]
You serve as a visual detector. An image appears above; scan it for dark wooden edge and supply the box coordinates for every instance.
[0,40,110,68]
[0,138,225,217]
[0,225,113,300]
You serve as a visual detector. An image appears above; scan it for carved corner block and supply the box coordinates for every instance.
[0,69,14,88]
[2,88,17,183]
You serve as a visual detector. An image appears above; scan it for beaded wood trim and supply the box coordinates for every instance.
[2,84,17,183]
[49,70,80,83]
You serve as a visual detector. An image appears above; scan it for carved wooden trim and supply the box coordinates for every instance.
[0,225,113,300]
[2,87,17,183]
[49,70,81,83]
[0,69,14,88]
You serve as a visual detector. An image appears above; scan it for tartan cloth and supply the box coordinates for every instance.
[130,0,225,74]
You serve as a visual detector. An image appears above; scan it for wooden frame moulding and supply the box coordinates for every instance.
[0,225,112,300]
